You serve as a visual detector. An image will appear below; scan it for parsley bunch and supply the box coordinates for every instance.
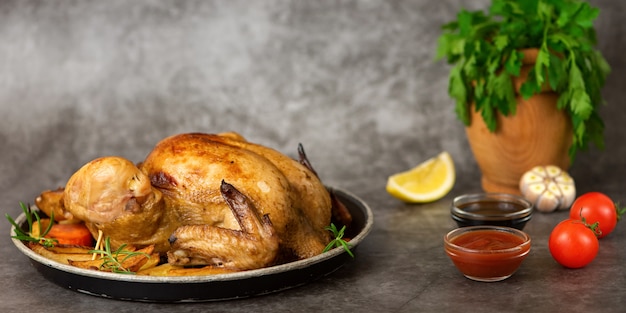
[436,0,610,161]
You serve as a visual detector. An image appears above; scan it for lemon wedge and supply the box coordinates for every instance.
[386,151,455,203]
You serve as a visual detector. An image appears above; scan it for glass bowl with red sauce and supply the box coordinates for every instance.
[444,225,531,282]
[451,193,533,230]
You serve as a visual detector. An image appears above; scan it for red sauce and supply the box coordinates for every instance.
[445,229,530,281]
[452,230,525,250]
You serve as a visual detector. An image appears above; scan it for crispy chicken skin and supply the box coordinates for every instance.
[140,132,332,262]
[64,156,178,252]
[61,132,332,270]
[167,181,279,268]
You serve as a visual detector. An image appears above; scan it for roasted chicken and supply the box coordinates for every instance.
[58,132,339,271]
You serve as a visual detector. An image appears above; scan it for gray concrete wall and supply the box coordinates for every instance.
[1,0,624,211]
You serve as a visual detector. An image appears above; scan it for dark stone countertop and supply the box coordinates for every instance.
[3,172,626,312]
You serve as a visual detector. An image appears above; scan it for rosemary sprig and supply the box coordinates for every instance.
[323,223,354,258]
[5,202,57,247]
[88,237,150,274]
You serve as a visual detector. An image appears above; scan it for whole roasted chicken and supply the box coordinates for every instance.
[54,132,348,271]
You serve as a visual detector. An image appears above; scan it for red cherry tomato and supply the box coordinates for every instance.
[569,192,619,238]
[549,219,599,269]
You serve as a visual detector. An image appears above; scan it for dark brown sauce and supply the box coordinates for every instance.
[452,200,531,230]
[459,200,526,215]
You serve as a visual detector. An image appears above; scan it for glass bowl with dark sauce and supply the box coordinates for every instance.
[451,193,533,230]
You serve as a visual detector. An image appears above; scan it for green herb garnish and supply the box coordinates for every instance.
[88,237,150,274]
[436,0,610,161]
[5,202,57,247]
[324,223,354,258]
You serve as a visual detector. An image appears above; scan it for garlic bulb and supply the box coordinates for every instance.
[519,165,576,213]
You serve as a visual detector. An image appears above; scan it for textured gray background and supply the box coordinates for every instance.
[1,0,624,207]
[1,0,625,311]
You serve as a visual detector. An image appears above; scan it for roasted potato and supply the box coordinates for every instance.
[28,242,95,265]
[35,188,71,222]
[137,263,234,276]
[69,245,155,273]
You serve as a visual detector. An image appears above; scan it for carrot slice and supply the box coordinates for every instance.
[44,223,94,246]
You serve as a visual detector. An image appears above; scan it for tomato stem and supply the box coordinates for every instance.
[615,202,626,222]
[577,209,602,237]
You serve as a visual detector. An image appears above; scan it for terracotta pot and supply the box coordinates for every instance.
[465,49,573,195]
